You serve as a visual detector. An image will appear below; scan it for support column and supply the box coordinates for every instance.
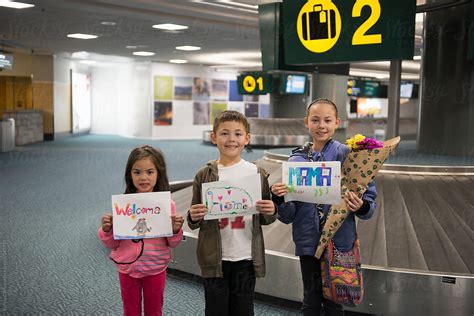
[418,3,474,156]
[386,60,402,139]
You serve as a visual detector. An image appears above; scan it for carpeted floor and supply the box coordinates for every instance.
[0,135,298,315]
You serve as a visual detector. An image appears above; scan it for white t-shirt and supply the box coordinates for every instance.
[218,159,257,261]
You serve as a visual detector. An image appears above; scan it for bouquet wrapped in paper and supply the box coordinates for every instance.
[315,135,401,259]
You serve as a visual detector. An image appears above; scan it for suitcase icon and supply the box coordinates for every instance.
[302,5,336,40]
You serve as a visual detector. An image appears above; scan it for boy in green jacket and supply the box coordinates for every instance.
[187,110,277,316]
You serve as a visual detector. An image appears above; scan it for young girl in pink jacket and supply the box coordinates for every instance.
[98,146,184,316]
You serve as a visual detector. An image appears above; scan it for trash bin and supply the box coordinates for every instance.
[0,118,15,152]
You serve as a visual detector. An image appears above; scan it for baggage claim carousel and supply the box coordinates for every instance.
[172,119,474,315]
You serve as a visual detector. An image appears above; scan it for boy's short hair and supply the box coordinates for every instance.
[213,110,250,133]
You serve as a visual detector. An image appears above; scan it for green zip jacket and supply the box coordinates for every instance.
[186,160,277,278]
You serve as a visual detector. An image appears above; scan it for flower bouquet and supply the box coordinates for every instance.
[315,135,401,259]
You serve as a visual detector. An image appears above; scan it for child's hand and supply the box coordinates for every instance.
[343,191,364,212]
[101,214,113,233]
[271,183,288,197]
[189,204,207,222]
[256,200,276,215]
[171,214,184,234]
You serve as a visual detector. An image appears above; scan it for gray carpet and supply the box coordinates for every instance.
[0,135,298,315]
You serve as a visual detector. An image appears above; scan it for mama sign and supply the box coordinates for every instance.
[282,161,341,204]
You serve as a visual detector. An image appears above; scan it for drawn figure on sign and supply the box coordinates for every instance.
[132,218,152,236]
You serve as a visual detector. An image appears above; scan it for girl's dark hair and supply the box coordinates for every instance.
[212,110,250,134]
[306,98,338,117]
[124,145,169,194]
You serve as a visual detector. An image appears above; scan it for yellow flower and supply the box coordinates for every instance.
[346,134,366,150]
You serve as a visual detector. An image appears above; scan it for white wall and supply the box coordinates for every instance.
[54,57,240,139]
[53,56,91,134]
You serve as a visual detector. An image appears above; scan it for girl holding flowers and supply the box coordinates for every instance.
[271,98,378,316]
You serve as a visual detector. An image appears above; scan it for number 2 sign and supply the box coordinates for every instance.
[283,0,416,64]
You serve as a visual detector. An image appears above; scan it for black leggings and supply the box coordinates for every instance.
[203,260,256,316]
[299,255,344,316]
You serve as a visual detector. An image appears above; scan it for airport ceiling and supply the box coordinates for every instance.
[0,0,423,79]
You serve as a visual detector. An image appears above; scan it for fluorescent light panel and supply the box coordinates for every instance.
[176,45,201,51]
[67,33,98,39]
[71,51,90,59]
[153,23,188,31]
[0,1,34,9]
[79,60,96,65]
[220,1,258,10]
[192,51,262,67]
[196,1,257,14]
[169,59,187,64]
[133,51,155,56]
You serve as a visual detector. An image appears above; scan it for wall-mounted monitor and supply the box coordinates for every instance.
[0,52,13,70]
[280,74,307,94]
[357,98,388,118]
[400,82,414,98]
[347,79,383,98]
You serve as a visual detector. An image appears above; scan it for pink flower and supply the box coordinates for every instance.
[355,138,383,150]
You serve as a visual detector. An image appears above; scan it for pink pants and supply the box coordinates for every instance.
[118,271,166,316]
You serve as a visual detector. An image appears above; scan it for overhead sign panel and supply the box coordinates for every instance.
[237,72,273,95]
[282,0,416,64]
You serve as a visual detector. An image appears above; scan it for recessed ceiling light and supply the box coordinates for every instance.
[0,1,34,9]
[101,21,116,26]
[176,46,201,51]
[126,45,138,49]
[133,51,155,56]
[71,51,90,59]
[153,23,188,31]
[169,59,187,64]
[79,60,96,65]
[67,33,98,40]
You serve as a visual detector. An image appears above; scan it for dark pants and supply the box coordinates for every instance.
[300,255,344,316]
[203,260,256,316]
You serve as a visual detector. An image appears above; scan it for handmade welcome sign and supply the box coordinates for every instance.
[202,173,261,220]
[282,161,341,204]
[111,191,172,240]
